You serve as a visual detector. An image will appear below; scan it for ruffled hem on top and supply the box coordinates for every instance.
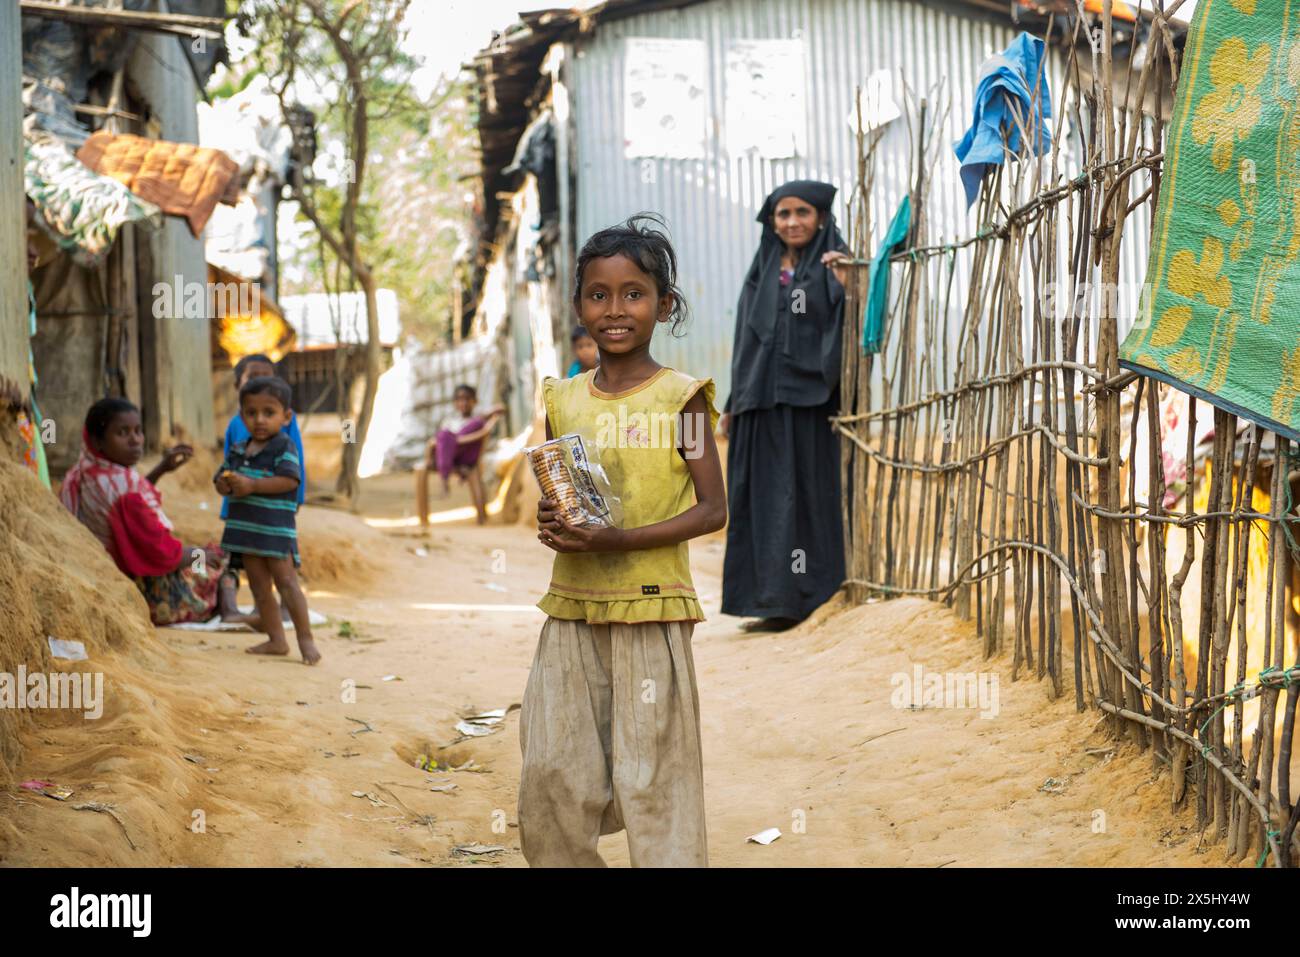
[537,592,705,624]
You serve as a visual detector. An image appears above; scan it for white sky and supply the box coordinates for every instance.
[403,0,590,98]
[222,1,558,101]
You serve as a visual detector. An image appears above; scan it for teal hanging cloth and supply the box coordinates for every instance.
[862,194,911,354]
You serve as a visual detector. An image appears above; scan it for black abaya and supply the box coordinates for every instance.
[721,397,845,621]
[721,180,848,622]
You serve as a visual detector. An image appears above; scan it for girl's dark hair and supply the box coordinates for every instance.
[85,397,139,440]
[234,353,274,385]
[239,375,293,410]
[573,213,689,337]
[453,383,477,399]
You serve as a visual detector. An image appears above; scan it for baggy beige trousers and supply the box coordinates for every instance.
[517,616,708,867]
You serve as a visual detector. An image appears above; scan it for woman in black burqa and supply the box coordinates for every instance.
[719,180,850,631]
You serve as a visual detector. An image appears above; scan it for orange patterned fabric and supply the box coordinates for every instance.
[76,131,239,236]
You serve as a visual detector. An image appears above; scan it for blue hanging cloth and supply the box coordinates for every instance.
[862,194,911,355]
[953,32,1053,209]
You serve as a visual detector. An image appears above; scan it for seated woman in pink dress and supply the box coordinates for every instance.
[415,384,503,527]
[60,397,238,626]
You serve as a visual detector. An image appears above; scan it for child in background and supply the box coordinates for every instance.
[220,353,307,626]
[214,376,319,665]
[522,214,726,867]
[60,397,233,626]
[566,324,598,378]
[223,354,307,506]
[416,384,503,527]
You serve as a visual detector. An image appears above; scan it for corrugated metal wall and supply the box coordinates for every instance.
[0,0,27,390]
[569,0,1153,403]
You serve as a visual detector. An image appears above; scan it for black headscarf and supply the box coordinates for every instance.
[727,180,847,415]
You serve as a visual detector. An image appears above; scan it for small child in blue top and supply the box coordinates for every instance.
[214,376,320,665]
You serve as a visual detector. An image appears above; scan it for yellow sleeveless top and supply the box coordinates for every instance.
[538,366,719,624]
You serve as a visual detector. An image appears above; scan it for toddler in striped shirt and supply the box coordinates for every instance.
[214,375,320,664]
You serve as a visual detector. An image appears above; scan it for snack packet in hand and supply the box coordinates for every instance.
[526,433,622,528]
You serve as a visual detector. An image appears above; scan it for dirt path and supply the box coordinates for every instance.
[2,473,1220,867]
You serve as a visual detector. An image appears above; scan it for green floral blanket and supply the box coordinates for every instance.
[1120,0,1300,441]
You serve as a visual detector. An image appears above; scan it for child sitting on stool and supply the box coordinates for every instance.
[416,384,503,527]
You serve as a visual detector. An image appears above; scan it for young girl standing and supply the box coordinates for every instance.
[521,215,726,868]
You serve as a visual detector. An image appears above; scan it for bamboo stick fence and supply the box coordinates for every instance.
[834,10,1300,866]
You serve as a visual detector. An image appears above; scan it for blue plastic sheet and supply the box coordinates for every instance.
[953,32,1053,209]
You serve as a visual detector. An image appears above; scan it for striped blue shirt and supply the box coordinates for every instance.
[216,432,301,562]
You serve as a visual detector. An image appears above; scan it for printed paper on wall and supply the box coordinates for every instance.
[623,37,708,160]
[725,39,807,158]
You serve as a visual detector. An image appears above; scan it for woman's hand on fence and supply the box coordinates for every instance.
[822,250,851,286]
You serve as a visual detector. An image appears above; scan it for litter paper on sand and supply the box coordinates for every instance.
[48,637,88,660]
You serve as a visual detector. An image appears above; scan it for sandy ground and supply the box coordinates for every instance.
[0,470,1230,867]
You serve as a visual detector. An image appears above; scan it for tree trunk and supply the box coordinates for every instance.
[336,269,382,509]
